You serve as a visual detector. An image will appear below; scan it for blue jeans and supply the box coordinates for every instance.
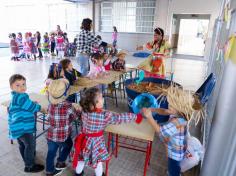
[76,53,90,76]
[17,133,36,168]
[168,158,181,176]
[46,137,73,173]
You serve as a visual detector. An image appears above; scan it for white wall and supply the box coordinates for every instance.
[95,0,221,58]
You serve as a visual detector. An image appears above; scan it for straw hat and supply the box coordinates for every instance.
[116,50,128,57]
[158,85,204,123]
[47,79,70,104]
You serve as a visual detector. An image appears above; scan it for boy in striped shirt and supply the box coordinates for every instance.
[8,74,45,173]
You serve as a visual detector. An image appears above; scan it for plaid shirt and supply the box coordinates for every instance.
[77,29,101,54]
[159,115,187,161]
[47,101,80,142]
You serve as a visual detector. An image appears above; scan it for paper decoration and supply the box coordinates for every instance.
[225,36,236,64]
[135,70,145,84]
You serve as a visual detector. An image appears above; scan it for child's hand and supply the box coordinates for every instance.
[72,103,82,111]
[142,108,153,119]
[41,107,47,114]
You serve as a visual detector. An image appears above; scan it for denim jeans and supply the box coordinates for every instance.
[76,53,90,76]
[46,136,73,173]
[17,133,36,168]
[168,158,181,176]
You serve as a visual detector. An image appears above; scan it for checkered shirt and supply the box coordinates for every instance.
[47,101,80,142]
[159,115,187,161]
[76,29,101,54]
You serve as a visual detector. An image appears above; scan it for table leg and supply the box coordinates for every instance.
[143,141,151,176]
[115,134,119,158]
[106,133,112,176]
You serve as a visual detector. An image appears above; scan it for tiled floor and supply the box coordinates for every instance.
[0,51,207,176]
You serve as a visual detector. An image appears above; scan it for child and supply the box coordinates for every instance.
[50,32,56,56]
[112,26,118,48]
[72,87,143,176]
[60,58,81,102]
[16,32,24,59]
[23,32,31,60]
[142,85,202,176]
[56,33,65,59]
[28,32,37,60]
[103,53,112,71]
[8,74,45,173]
[112,50,127,71]
[87,53,107,79]
[9,33,19,61]
[42,33,50,58]
[46,79,80,176]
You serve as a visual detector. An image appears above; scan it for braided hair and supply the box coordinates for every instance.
[79,87,101,113]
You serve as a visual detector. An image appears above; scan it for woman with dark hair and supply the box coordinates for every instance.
[137,27,170,78]
[76,18,102,76]
[36,31,43,59]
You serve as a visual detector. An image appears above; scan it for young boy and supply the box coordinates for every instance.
[8,74,44,173]
[112,50,127,71]
[46,79,80,176]
[142,86,202,176]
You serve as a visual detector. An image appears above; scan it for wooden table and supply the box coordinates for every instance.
[105,119,155,176]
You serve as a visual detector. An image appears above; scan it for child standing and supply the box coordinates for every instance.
[73,87,143,176]
[60,58,81,102]
[23,32,31,60]
[42,33,50,58]
[46,79,80,176]
[112,26,118,48]
[142,86,202,176]
[112,50,127,71]
[50,32,56,56]
[16,32,24,59]
[28,32,37,60]
[56,33,65,59]
[8,74,45,173]
[9,33,19,61]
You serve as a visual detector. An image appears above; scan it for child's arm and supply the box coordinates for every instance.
[69,104,82,122]
[150,108,172,116]
[17,93,41,113]
[105,111,143,125]
[143,108,160,133]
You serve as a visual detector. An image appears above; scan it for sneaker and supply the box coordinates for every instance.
[75,171,84,176]
[55,162,67,170]
[24,164,44,173]
[46,169,63,176]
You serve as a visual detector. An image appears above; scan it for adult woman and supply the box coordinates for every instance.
[36,31,43,59]
[76,18,101,76]
[137,27,170,78]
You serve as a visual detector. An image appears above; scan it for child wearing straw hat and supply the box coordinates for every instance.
[143,85,202,176]
[112,50,127,71]
[45,79,81,176]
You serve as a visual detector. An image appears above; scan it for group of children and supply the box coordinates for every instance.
[9,31,75,61]
[8,71,203,176]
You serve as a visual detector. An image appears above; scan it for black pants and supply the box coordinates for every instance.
[38,48,43,58]
[51,42,55,53]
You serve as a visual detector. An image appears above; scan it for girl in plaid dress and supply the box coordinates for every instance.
[73,87,143,176]
[23,32,31,60]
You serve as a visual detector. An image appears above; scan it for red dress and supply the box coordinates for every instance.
[72,109,142,168]
[10,39,19,55]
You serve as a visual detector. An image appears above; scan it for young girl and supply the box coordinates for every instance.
[42,33,50,58]
[87,53,107,79]
[56,33,65,59]
[50,32,56,56]
[142,85,202,176]
[103,53,112,71]
[9,33,19,61]
[60,59,81,102]
[16,32,24,59]
[112,26,118,48]
[23,32,31,60]
[72,87,143,176]
[112,50,127,71]
[28,32,37,60]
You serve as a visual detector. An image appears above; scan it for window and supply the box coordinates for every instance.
[100,0,156,33]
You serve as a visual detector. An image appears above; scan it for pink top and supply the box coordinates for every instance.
[112,32,117,41]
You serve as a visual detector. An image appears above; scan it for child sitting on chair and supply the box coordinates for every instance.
[8,74,45,173]
[142,85,202,176]
[72,87,143,176]
[112,50,127,71]
[46,79,81,176]
[87,53,107,79]
[60,58,81,102]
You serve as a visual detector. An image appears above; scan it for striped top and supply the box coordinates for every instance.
[8,92,41,139]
